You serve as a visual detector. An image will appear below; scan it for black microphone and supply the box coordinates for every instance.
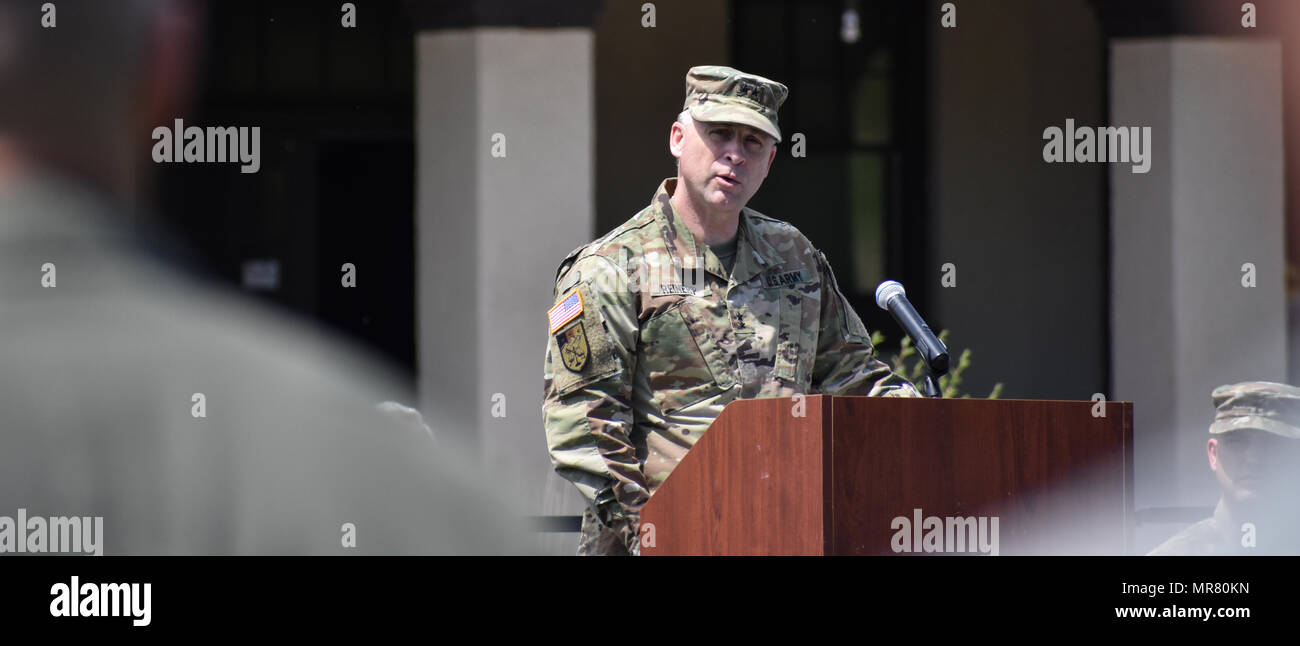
[874,280,949,397]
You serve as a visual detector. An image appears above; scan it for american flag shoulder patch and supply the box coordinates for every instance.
[548,289,584,333]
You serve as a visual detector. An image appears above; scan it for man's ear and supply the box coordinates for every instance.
[668,122,685,160]
[767,144,777,170]
[1208,437,1220,472]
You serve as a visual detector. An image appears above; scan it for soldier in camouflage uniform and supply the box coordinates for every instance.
[543,66,918,556]
[1149,382,1300,555]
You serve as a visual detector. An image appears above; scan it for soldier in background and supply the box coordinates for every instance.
[1149,382,1300,555]
[542,65,917,556]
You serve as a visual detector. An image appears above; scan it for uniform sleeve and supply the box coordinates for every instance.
[809,252,919,398]
[542,255,647,554]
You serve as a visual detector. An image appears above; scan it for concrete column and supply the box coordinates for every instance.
[1111,39,1285,551]
[416,28,594,553]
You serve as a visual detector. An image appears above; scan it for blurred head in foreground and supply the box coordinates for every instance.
[0,0,200,200]
[0,0,527,555]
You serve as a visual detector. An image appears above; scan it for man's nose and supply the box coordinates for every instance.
[723,143,746,165]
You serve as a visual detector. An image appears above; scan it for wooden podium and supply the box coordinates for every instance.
[640,396,1133,555]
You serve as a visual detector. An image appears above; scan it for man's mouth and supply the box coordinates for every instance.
[715,174,740,188]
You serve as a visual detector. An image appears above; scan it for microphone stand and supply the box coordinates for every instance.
[921,373,942,398]
[917,340,947,398]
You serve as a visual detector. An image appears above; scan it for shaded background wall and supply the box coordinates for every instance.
[926,0,1107,402]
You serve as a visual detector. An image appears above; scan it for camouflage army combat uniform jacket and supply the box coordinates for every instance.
[1147,500,1245,556]
[543,178,918,555]
[1148,498,1300,556]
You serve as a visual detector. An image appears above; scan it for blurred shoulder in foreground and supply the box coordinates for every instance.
[0,174,530,555]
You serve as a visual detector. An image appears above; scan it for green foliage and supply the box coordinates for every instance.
[869,329,1004,399]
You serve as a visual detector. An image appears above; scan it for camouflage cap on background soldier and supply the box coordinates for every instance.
[683,65,789,142]
[1207,381,1300,438]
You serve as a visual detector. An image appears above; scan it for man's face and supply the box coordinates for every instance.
[1209,430,1300,508]
[670,118,776,215]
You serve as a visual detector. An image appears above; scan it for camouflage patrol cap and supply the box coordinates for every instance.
[1208,381,1300,439]
[683,65,789,143]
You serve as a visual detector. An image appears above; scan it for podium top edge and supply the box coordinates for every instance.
[795,395,1133,405]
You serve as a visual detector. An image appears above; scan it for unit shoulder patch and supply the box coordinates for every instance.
[546,282,623,396]
[557,321,590,372]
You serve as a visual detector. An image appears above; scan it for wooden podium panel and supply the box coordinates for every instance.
[640,396,1133,556]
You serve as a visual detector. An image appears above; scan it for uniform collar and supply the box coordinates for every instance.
[649,178,781,284]
[1211,498,1242,552]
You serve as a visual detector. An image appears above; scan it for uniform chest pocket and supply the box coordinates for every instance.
[772,289,819,384]
[641,297,733,413]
